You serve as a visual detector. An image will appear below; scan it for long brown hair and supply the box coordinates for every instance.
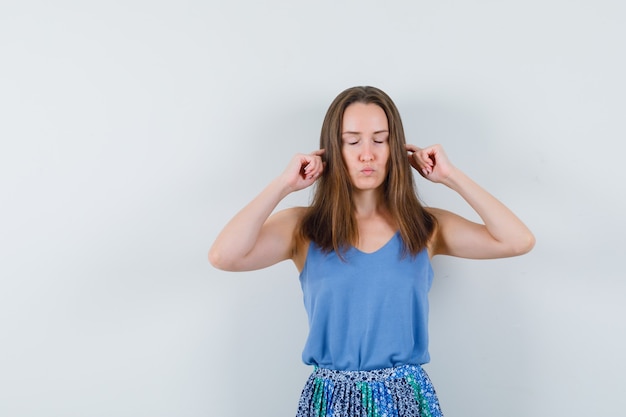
[299,86,436,257]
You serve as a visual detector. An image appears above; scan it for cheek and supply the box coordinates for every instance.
[340,149,348,167]
[339,150,352,173]
[341,147,356,163]
[382,150,392,173]
[381,147,391,163]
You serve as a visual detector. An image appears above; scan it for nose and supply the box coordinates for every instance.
[359,142,374,162]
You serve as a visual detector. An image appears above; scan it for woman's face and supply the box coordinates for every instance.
[340,102,390,192]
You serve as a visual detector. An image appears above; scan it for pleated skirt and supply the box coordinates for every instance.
[296,364,443,417]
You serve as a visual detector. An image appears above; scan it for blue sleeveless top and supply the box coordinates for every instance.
[299,232,434,371]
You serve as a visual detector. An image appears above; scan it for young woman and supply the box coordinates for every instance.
[209,86,535,417]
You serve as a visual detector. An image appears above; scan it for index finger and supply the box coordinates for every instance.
[405,144,421,153]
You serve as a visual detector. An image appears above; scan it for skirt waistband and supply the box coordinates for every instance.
[311,364,426,383]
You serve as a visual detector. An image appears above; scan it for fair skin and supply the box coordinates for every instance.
[341,103,395,253]
[209,102,534,273]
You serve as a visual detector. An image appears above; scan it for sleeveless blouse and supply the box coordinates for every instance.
[299,232,434,371]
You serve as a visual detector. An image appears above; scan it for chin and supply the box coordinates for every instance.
[353,181,384,191]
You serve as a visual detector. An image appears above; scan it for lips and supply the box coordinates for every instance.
[361,167,375,176]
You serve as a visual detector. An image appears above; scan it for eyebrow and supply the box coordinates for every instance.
[341,130,389,135]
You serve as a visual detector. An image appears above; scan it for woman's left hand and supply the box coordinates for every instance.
[407,144,535,259]
[406,144,455,184]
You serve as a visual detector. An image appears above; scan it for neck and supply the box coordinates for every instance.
[352,189,386,218]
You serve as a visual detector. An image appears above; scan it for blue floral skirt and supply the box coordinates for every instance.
[296,364,443,417]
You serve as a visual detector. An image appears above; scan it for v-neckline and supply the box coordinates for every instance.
[351,231,399,255]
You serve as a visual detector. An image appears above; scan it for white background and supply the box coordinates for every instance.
[1,1,625,416]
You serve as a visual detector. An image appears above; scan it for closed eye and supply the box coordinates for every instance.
[373,136,388,144]
[373,132,389,144]
[343,137,360,145]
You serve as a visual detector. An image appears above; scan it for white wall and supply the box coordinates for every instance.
[1,1,624,416]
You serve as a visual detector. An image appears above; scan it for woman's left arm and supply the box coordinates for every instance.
[407,144,535,259]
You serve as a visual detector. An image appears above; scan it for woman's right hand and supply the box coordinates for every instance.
[209,149,325,271]
[281,149,325,192]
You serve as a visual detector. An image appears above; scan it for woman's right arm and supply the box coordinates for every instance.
[208,150,324,271]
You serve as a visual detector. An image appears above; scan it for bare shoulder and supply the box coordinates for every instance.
[269,206,310,272]
[424,207,463,257]
[265,206,309,254]
[426,207,455,223]
[266,206,308,230]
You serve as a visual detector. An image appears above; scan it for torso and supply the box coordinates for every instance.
[298,231,435,370]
